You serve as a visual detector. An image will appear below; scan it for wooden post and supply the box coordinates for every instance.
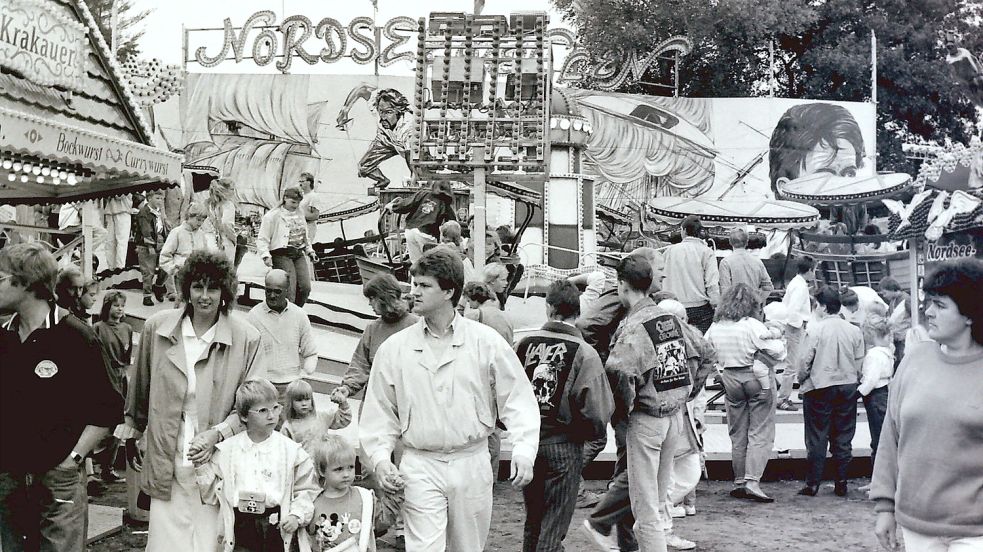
[473,146,487,273]
[81,200,94,279]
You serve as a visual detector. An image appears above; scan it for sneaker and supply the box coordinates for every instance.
[777,399,799,411]
[669,503,686,518]
[581,519,618,551]
[684,504,696,516]
[666,533,696,550]
[857,483,872,493]
[143,296,154,307]
[576,489,602,509]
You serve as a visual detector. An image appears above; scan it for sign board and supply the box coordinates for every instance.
[0,107,183,183]
[912,229,983,323]
[0,0,87,92]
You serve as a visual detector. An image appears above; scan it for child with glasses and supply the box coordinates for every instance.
[199,379,321,552]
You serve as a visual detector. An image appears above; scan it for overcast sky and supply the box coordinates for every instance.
[132,0,567,75]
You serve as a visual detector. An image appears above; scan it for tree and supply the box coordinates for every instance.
[81,0,152,62]
[553,0,983,174]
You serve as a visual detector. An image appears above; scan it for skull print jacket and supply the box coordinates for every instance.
[606,298,693,421]
[514,321,614,444]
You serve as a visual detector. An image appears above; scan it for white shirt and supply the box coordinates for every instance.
[783,274,812,328]
[178,318,216,469]
[858,346,895,396]
[579,271,607,314]
[228,433,286,507]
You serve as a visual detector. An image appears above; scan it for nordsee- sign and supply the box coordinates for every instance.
[0,0,87,91]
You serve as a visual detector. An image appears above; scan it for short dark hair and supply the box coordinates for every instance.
[463,281,495,305]
[839,287,859,307]
[299,172,314,185]
[546,280,581,319]
[796,256,816,274]
[681,216,702,237]
[923,258,983,345]
[815,285,842,314]
[178,251,238,314]
[411,248,464,305]
[616,255,653,293]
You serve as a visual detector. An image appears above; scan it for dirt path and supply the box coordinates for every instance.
[91,477,886,551]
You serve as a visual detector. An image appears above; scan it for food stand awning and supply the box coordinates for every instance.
[0,0,183,205]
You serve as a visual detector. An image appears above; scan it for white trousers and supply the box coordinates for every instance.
[104,212,131,270]
[146,468,220,552]
[901,527,983,552]
[400,446,494,552]
[404,228,437,264]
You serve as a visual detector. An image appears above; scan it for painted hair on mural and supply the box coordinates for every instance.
[768,103,866,195]
[374,88,410,114]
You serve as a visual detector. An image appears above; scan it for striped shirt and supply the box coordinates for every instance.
[704,317,786,368]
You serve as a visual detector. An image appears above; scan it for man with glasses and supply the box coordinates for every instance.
[246,269,321,424]
[0,243,123,551]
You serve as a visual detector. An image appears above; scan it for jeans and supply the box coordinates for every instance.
[626,411,680,552]
[137,245,172,298]
[863,386,889,468]
[522,441,583,552]
[589,419,637,551]
[802,384,859,485]
[271,248,312,306]
[778,324,804,401]
[0,466,88,552]
[578,433,608,492]
[721,367,777,484]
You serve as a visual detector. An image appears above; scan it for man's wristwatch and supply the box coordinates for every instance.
[69,451,84,465]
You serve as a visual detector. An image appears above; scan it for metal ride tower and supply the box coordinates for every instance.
[410,12,550,271]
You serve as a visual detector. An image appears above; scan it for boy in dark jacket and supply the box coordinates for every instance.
[516,280,614,552]
[384,181,456,263]
[133,190,170,306]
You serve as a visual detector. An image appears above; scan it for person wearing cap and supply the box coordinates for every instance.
[384,181,457,264]
[662,215,720,334]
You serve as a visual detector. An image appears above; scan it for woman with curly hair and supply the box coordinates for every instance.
[119,251,265,552]
[872,258,983,552]
[704,283,786,502]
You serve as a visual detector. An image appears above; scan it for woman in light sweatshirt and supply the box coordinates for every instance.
[871,258,983,551]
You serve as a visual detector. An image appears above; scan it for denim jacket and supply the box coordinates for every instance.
[606,298,692,420]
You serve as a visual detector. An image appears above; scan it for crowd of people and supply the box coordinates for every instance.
[1,207,982,552]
